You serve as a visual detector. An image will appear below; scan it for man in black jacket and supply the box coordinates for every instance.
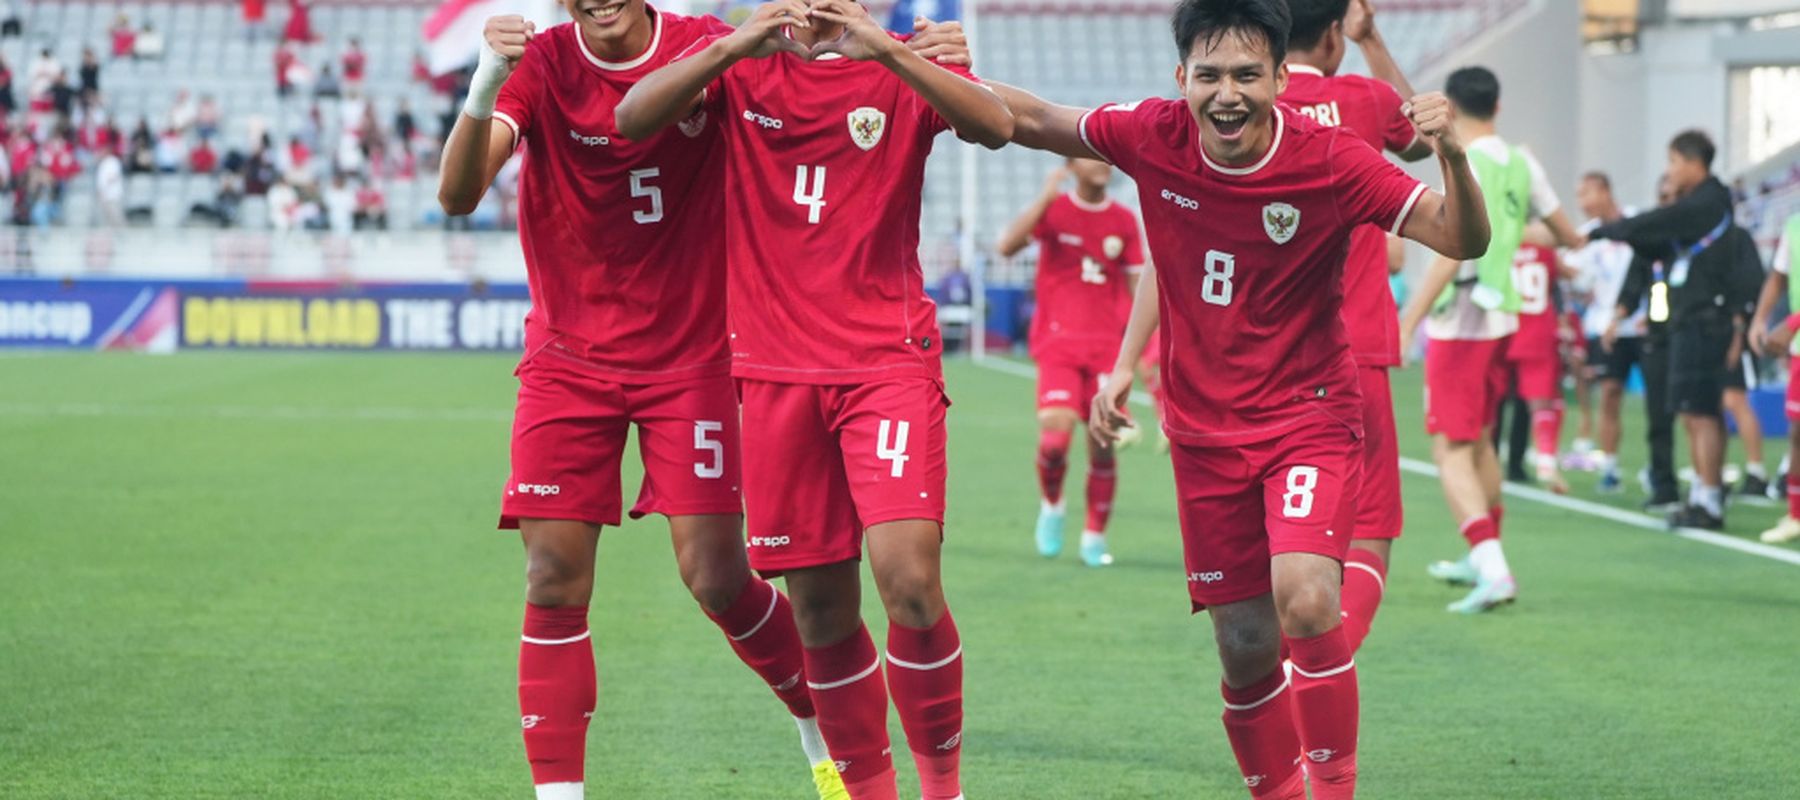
[1596,131,1762,530]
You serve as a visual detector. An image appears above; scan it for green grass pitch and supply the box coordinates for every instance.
[3,352,1797,798]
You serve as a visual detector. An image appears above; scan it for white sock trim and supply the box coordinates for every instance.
[807,657,881,691]
[521,630,591,646]
[1290,659,1355,680]
[1345,560,1386,591]
[729,583,779,642]
[884,645,963,671]
[533,781,583,800]
[1222,676,1290,711]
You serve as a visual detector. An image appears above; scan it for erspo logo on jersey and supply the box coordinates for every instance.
[568,129,610,147]
[743,109,784,130]
[1161,188,1199,211]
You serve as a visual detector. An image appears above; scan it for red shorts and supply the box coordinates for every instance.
[1787,356,1800,422]
[500,353,743,529]
[1173,420,1362,610]
[738,378,949,573]
[1510,357,1562,403]
[1425,337,1509,441]
[1036,357,1108,413]
[1354,366,1402,540]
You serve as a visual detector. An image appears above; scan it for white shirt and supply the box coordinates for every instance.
[1571,207,1643,338]
[1426,136,1562,342]
[96,154,123,202]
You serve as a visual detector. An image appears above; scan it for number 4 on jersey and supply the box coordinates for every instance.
[794,165,826,224]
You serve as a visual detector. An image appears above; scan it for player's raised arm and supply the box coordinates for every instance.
[439,15,533,215]
[986,82,1100,160]
[806,0,1012,148]
[1092,260,1160,445]
[614,0,810,141]
[1345,0,1432,162]
[996,166,1067,257]
[1394,91,1490,260]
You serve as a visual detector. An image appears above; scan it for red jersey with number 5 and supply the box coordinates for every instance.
[1509,243,1561,361]
[1079,100,1427,446]
[1030,194,1145,367]
[682,41,977,384]
[1281,65,1418,367]
[493,11,734,383]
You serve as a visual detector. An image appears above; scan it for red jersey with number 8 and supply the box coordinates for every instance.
[494,11,734,383]
[680,40,979,384]
[1078,100,1426,446]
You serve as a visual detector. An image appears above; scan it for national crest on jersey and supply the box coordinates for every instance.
[678,108,708,138]
[1263,202,1300,244]
[847,106,886,150]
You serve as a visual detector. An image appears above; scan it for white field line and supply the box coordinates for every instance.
[0,402,510,423]
[973,357,1800,568]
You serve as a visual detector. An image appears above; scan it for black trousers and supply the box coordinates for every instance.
[1641,329,1677,495]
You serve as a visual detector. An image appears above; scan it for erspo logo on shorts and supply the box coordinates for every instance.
[515,483,561,497]
[1188,570,1226,584]
[750,535,792,548]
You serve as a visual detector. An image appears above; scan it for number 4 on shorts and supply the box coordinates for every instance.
[877,419,910,478]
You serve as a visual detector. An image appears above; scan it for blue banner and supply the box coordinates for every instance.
[887,0,960,30]
[0,278,533,352]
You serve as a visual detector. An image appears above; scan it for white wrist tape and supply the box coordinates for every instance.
[462,43,512,120]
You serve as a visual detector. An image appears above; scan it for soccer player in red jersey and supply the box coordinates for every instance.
[1278,0,1430,653]
[1507,232,1574,493]
[616,4,1011,798]
[438,3,967,798]
[990,0,1490,795]
[997,158,1146,567]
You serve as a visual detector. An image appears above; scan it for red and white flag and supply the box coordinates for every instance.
[421,0,562,76]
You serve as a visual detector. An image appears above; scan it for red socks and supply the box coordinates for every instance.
[1220,668,1305,799]
[1287,626,1359,799]
[1532,406,1562,463]
[704,577,814,719]
[1339,548,1388,652]
[1037,428,1072,504]
[1085,457,1116,533]
[519,603,596,788]
[804,625,897,799]
[885,613,965,800]
[1491,504,1505,533]
[1460,514,1498,547]
[1790,474,1800,520]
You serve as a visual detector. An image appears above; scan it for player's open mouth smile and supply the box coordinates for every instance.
[583,2,629,25]
[1208,109,1249,139]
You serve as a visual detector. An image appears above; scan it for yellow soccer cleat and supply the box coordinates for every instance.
[812,761,850,800]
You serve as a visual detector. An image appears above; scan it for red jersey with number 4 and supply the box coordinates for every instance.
[685,41,975,384]
[494,11,734,383]
[1079,100,1427,446]
[1030,194,1145,366]
[1509,244,1560,361]
[1281,65,1418,368]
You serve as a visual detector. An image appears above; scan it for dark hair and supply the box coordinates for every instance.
[1172,0,1292,66]
[1581,171,1612,191]
[1286,0,1349,52]
[1669,129,1715,170]
[1444,66,1500,120]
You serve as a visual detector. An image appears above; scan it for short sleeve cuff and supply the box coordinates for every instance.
[1389,183,1428,235]
[1077,109,1111,165]
[493,111,522,149]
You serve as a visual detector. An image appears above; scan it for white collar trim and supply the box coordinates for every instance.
[1286,63,1325,77]
[1066,192,1112,212]
[576,8,662,71]
[1200,108,1284,176]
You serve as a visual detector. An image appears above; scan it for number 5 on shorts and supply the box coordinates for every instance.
[694,421,724,479]
[1282,466,1318,518]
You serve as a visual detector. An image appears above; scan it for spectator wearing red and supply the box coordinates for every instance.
[192,140,218,175]
[342,37,366,90]
[110,14,135,59]
[243,0,268,40]
[0,54,16,116]
[284,135,311,177]
[282,0,316,45]
[274,43,297,97]
[353,179,386,230]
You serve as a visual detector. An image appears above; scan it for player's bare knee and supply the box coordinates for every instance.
[876,568,945,628]
[684,571,746,616]
[524,551,593,606]
[1274,582,1340,638]
[1212,617,1281,683]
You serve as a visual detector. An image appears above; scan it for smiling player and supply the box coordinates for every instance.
[986,0,1491,794]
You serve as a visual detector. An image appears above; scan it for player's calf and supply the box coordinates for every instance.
[518,520,604,800]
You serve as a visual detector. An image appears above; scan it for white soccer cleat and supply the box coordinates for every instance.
[1760,515,1800,544]
[1113,421,1143,450]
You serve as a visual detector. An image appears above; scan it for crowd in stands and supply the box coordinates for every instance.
[0,0,509,233]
